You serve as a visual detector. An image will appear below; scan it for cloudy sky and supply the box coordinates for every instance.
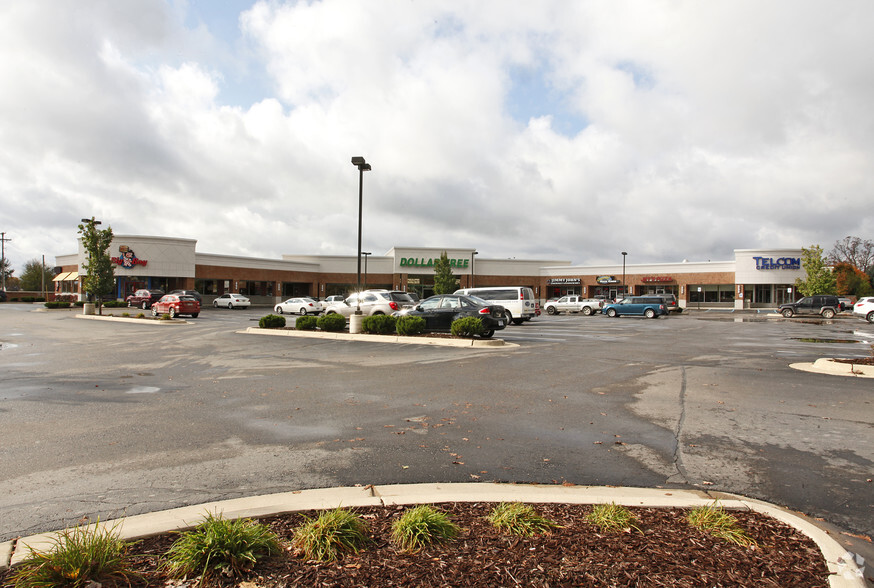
[1,0,872,273]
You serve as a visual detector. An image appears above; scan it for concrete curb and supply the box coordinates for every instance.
[1,483,864,586]
[74,314,190,325]
[240,326,515,348]
[790,358,874,378]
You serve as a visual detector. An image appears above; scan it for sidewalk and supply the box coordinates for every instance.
[1,483,867,587]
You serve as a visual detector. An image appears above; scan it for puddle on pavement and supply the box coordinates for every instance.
[126,386,161,394]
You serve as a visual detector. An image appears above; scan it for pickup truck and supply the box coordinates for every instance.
[543,295,603,316]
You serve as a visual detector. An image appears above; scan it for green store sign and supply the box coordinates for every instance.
[399,257,470,268]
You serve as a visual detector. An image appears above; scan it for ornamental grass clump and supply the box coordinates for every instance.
[291,508,370,562]
[585,502,641,534]
[391,505,461,552]
[8,520,138,588]
[687,502,757,547]
[450,316,483,338]
[486,503,561,536]
[164,512,281,581]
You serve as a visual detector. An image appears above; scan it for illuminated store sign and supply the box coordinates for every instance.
[596,275,618,284]
[547,278,581,285]
[642,276,674,283]
[111,245,147,268]
[752,256,800,270]
[399,257,469,268]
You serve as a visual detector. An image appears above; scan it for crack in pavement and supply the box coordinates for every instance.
[668,366,690,484]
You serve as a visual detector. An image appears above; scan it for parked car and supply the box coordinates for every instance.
[397,294,507,338]
[543,295,603,316]
[213,293,250,309]
[323,295,346,305]
[453,286,536,324]
[852,297,874,323]
[151,294,200,318]
[778,295,841,318]
[655,293,682,313]
[837,297,853,312]
[324,290,416,317]
[125,289,164,309]
[169,289,202,302]
[274,297,322,315]
[602,296,668,319]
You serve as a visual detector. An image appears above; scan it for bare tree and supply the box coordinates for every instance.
[829,236,874,273]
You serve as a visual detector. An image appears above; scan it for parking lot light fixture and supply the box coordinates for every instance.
[471,250,478,288]
[621,251,627,298]
[351,157,371,314]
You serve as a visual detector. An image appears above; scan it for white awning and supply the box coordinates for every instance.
[65,271,79,281]
[52,272,71,282]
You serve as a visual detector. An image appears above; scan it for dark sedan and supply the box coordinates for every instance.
[397,294,507,338]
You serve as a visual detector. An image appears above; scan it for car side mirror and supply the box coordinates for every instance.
[416,305,423,311]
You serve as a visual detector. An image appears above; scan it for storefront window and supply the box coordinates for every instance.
[688,285,734,303]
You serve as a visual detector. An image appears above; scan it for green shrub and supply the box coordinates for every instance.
[487,503,560,536]
[8,521,138,588]
[318,313,347,332]
[292,508,369,562]
[136,313,145,319]
[73,301,85,307]
[259,314,286,329]
[396,315,426,336]
[102,300,125,308]
[121,312,130,317]
[391,505,460,552]
[362,314,397,334]
[44,301,72,309]
[164,512,281,580]
[450,316,484,337]
[160,314,172,321]
[586,502,640,534]
[295,315,318,330]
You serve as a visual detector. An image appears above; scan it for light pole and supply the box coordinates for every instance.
[0,231,10,291]
[470,250,478,288]
[621,251,627,298]
[351,157,371,320]
[362,252,371,289]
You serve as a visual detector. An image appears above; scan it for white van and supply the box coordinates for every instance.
[453,286,536,324]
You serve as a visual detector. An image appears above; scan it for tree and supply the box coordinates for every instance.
[432,251,457,294]
[794,245,836,297]
[0,256,12,288]
[829,236,874,274]
[833,262,874,298]
[78,217,115,314]
[19,259,54,292]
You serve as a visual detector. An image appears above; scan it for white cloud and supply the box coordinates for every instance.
[0,0,872,274]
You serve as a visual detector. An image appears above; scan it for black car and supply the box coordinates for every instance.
[778,294,841,318]
[398,294,507,338]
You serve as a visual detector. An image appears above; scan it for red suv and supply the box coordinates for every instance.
[125,289,164,309]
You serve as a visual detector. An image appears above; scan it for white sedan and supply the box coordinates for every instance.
[213,293,251,309]
[274,297,323,315]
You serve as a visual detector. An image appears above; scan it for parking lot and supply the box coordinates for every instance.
[1,304,872,562]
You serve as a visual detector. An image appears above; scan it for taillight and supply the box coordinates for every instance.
[479,307,490,314]
[389,301,399,311]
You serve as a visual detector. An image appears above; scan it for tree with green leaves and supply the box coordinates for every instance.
[19,259,54,292]
[794,245,836,297]
[432,251,457,294]
[78,217,115,314]
[0,256,13,290]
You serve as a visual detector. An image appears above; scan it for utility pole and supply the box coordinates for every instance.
[0,232,11,291]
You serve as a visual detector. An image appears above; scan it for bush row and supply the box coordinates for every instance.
[257,313,481,338]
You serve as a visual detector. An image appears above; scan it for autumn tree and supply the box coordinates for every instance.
[794,245,836,297]
[432,251,458,294]
[78,217,115,314]
[19,259,54,292]
[833,262,874,298]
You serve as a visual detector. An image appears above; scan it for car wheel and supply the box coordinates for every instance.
[481,329,495,339]
[213,301,219,308]
[676,308,683,314]
[127,301,132,307]
[821,308,835,319]
[582,306,593,316]
[191,313,198,318]
[142,301,148,310]
[504,310,513,324]
[645,308,656,319]
[512,318,524,325]
[606,308,617,317]
[151,306,158,317]
[275,307,283,314]
[547,306,557,315]
[781,308,793,318]
[228,302,234,309]
[169,307,176,318]
[326,310,337,315]
[867,311,874,323]
[299,308,308,315]
[372,311,384,315]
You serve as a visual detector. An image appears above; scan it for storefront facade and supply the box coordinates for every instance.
[56,237,808,309]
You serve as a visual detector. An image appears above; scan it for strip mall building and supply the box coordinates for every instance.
[55,235,806,310]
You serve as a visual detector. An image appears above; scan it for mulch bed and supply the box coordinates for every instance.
[2,503,831,587]
[832,357,874,366]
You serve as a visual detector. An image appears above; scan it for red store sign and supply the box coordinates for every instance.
[642,276,673,283]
